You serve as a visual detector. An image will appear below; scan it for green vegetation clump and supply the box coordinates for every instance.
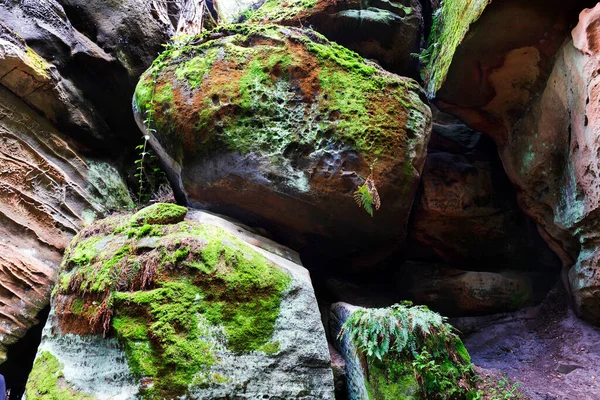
[421,0,491,96]
[340,303,477,400]
[25,351,95,400]
[129,202,188,226]
[134,24,429,166]
[249,0,318,22]
[56,204,291,398]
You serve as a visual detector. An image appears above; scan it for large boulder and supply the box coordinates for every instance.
[249,0,424,77]
[133,24,432,265]
[0,83,132,362]
[26,204,334,399]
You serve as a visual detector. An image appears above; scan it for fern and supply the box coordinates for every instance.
[354,173,381,217]
[339,303,475,399]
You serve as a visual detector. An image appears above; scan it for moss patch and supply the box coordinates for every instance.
[422,0,491,97]
[25,351,96,400]
[249,0,318,22]
[56,204,291,398]
[129,202,188,226]
[133,24,429,170]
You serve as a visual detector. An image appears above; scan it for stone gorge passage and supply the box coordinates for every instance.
[1,0,600,399]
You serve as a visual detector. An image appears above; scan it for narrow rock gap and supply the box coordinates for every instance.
[0,306,50,400]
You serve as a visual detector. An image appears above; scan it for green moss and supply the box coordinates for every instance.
[175,47,220,88]
[250,0,318,22]
[366,359,417,400]
[25,351,96,400]
[258,341,280,355]
[71,298,85,315]
[114,281,213,393]
[67,237,102,267]
[130,203,188,226]
[25,47,50,78]
[422,0,491,96]
[58,204,291,397]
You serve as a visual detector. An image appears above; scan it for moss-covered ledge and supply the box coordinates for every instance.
[26,203,335,399]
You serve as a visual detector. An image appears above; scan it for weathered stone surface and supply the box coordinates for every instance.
[329,303,369,400]
[0,83,132,363]
[407,111,561,273]
[133,24,431,265]
[427,0,600,322]
[0,0,196,147]
[26,205,334,399]
[396,262,549,316]
[249,0,424,77]
[0,244,56,363]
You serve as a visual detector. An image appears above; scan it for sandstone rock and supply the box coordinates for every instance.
[26,204,334,399]
[423,0,600,322]
[0,0,193,147]
[395,262,549,316]
[408,112,561,273]
[133,24,431,265]
[0,83,132,362]
[0,244,56,363]
[249,0,424,77]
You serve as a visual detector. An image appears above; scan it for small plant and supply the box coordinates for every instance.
[339,303,476,399]
[354,163,381,217]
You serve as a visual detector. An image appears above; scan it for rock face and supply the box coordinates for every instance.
[433,1,600,323]
[133,24,432,265]
[26,204,334,399]
[249,0,424,77]
[396,262,547,316]
[408,112,561,272]
[0,0,176,146]
[0,82,132,363]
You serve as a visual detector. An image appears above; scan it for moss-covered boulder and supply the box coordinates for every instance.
[133,24,431,265]
[330,302,477,400]
[248,0,424,77]
[26,204,334,399]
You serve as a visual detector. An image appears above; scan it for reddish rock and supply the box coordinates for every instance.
[0,83,132,362]
[431,1,600,323]
[0,244,56,362]
[408,110,560,273]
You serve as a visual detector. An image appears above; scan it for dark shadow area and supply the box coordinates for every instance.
[0,306,50,400]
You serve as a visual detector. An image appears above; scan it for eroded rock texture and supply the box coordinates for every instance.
[0,83,132,362]
[133,24,431,267]
[26,204,334,399]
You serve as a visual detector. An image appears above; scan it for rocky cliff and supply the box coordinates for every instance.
[0,0,599,399]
